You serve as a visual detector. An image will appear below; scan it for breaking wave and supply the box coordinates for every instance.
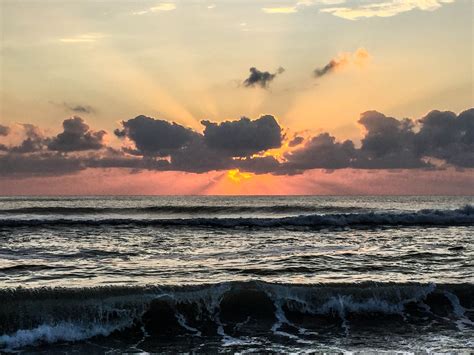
[0,205,365,215]
[1,281,472,351]
[1,205,472,228]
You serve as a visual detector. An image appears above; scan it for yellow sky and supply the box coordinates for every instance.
[1,1,472,140]
[0,0,473,195]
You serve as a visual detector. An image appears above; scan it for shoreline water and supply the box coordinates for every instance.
[1,281,473,352]
[1,196,472,352]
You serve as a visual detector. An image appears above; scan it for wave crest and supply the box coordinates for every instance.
[0,205,364,215]
[1,281,472,350]
[1,205,472,228]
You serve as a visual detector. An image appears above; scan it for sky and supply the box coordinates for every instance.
[0,0,473,195]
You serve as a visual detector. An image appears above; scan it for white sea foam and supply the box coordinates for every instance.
[0,282,472,350]
[0,321,128,350]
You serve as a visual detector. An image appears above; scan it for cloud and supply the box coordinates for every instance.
[49,101,96,114]
[262,6,298,14]
[243,67,285,88]
[289,136,304,147]
[114,115,198,156]
[351,108,474,169]
[117,114,284,172]
[0,108,472,177]
[10,124,47,153]
[314,59,341,77]
[235,156,282,174]
[283,133,356,172]
[4,119,104,154]
[63,103,95,114]
[314,48,370,78]
[355,110,424,168]
[0,125,10,136]
[59,33,105,43]
[201,115,283,157]
[150,3,176,11]
[281,108,474,173]
[133,3,176,15]
[320,0,455,20]
[416,108,474,167]
[48,117,106,152]
[0,153,86,177]
[262,0,318,14]
[168,135,233,173]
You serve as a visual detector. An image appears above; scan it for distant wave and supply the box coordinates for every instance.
[1,281,472,350]
[0,264,65,273]
[0,205,365,215]
[1,205,472,228]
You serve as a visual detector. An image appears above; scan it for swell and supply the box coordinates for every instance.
[0,264,67,273]
[1,205,472,228]
[1,281,472,350]
[0,205,365,215]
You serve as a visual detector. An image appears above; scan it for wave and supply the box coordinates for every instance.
[0,205,365,215]
[0,264,65,273]
[1,205,472,228]
[1,281,472,350]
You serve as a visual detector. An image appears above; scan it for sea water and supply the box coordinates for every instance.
[0,196,473,352]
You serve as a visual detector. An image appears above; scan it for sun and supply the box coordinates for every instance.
[227,169,254,183]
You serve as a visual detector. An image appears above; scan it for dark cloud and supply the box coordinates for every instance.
[0,108,472,177]
[115,115,198,156]
[64,103,95,114]
[415,108,474,167]
[288,136,304,147]
[169,135,233,173]
[235,156,281,174]
[0,153,86,177]
[0,125,10,136]
[354,111,424,168]
[283,133,356,173]
[10,124,47,153]
[280,109,473,172]
[49,101,96,114]
[87,155,171,172]
[314,48,370,78]
[48,117,106,152]
[314,59,339,78]
[243,67,285,88]
[202,115,283,157]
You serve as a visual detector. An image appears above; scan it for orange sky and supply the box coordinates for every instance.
[1,168,473,196]
[0,1,472,195]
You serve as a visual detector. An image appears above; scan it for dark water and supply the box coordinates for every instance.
[0,196,473,353]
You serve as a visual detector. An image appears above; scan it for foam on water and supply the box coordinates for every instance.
[1,281,472,351]
[0,321,129,350]
[1,197,473,352]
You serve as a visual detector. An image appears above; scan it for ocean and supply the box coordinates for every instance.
[0,196,473,353]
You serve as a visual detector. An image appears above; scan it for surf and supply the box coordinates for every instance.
[1,281,472,351]
[0,205,472,228]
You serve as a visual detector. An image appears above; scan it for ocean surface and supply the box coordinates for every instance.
[0,196,473,353]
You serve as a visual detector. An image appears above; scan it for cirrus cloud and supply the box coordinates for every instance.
[133,3,176,15]
[320,0,455,20]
